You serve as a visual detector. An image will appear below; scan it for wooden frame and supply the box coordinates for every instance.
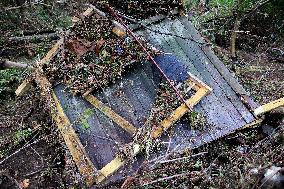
[84,94,137,135]
[94,72,212,183]
[151,72,212,139]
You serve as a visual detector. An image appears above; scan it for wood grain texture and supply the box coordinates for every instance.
[85,94,137,135]
[52,91,97,186]
[254,97,284,116]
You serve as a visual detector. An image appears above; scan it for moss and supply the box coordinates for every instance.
[79,108,94,130]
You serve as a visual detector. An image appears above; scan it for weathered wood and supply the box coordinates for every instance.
[15,38,63,96]
[0,60,32,70]
[151,87,210,139]
[144,21,241,128]
[172,19,254,123]
[15,79,33,96]
[84,94,137,135]
[254,97,284,116]
[52,92,97,186]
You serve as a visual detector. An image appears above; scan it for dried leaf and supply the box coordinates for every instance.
[94,39,105,55]
[20,179,30,188]
[67,38,92,58]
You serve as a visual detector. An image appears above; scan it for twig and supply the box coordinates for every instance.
[0,136,44,165]
[159,151,208,164]
[141,171,193,186]
[241,0,274,21]
[116,11,208,46]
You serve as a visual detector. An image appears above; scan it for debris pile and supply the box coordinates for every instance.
[98,0,184,19]
[44,15,150,95]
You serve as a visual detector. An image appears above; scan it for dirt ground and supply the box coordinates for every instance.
[0,1,284,189]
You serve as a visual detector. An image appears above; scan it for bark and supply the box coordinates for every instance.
[0,59,32,70]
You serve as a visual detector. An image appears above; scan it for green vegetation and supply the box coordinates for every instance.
[13,128,33,145]
[0,69,22,100]
[0,4,72,36]
[79,108,94,130]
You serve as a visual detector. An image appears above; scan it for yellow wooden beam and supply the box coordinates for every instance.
[95,144,140,184]
[151,87,210,139]
[95,156,125,183]
[15,39,63,96]
[15,79,33,96]
[238,118,264,130]
[84,94,137,135]
[52,92,97,186]
[254,97,284,116]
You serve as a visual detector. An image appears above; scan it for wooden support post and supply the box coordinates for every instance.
[84,94,137,135]
[254,97,284,116]
[52,92,97,186]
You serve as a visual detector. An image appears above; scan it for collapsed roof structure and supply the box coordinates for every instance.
[14,2,284,187]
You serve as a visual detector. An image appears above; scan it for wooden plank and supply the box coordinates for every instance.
[254,97,284,116]
[178,17,256,122]
[15,38,63,96]
[95,156,125,183]
[52,91,97,186]
[144,22,241,128]
[151,87,209,139]
[239,118,264,129]
[85,94,137,135]
[169,19,253,124]
[15,79,32,96]
[95,144,140,183]
[179,17,248,96]
[96,87,140,129]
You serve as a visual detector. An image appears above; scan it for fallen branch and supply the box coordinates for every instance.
[158,151,208,164]
[7,33,59,45]
[0,136,43,165]
[5,1,51,11]
[0,59,32,70]
[141,171,195,186]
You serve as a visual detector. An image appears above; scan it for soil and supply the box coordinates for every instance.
[0,87,80,188]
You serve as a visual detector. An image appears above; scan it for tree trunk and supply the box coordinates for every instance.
[230,0,243,59]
